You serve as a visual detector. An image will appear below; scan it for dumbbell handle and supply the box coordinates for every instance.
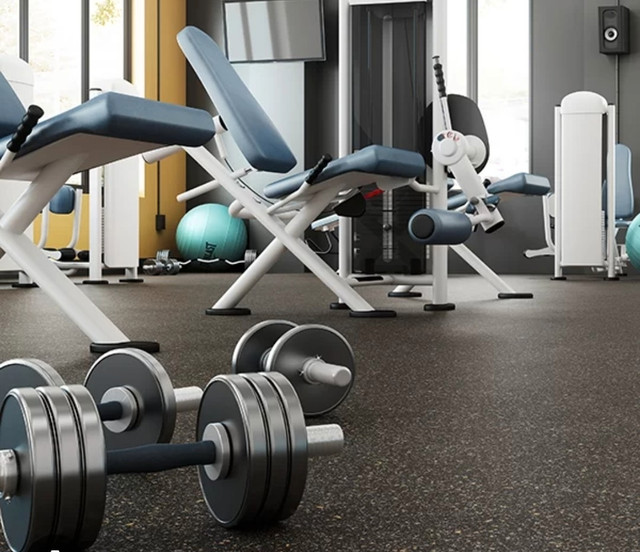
[175,386,204,413]
[0,423,343,498]
[107,440,216,475]
[98,385,204,424]
[104,424,343,476]
[301,359,352,388]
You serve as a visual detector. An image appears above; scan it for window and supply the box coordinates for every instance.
[0,0,128,116]
[29,0,83,116]
[446,0,468,96]
[477,0,530,178]
[0,2,19,58]
[0,0,129,186]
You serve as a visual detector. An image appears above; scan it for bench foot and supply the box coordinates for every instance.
[206,307,252,316]
[349,309,397,318]
[387,291,422,298]
[424,303,455,311]
[90,341,160,354]
[498,292,533,299]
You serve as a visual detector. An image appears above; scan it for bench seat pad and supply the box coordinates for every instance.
[0,92,215,158]
[264,145,426,199]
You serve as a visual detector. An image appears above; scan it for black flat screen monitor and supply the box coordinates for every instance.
[223,0,325,63]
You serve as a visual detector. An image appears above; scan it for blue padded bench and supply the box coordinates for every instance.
[263,145,426,199]
[447,172,550,211]
[0,64,216,352]
[0,91,215,180]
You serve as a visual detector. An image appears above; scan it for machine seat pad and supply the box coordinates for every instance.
[263,145,426,199]
[486,172,551,196]
[0,92,215,158]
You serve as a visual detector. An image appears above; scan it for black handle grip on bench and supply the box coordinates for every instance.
[7,105,45,153]
[433,56,447,99]
[306,154,332,185]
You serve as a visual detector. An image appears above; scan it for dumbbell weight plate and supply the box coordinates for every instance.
[263,372,309,521]
[197,375,269,527]
[266,325,356,417]
[62,385,107,551]
[0,388,58,552]
[232,320,297,374]
[36,387,83,550]
[239,373,291,524]
[84,349,177,450]
[0,359,65,403]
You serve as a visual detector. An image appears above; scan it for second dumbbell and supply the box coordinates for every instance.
[0,349,203,450]
[232,320,355,416]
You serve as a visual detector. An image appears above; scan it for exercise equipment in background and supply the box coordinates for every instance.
[142,247,258,275]
[145,27,433,317]
[0,375,344,550]
[142,249,182,275]
[532,92,631,280]
[38,184,82,263]
[526,142,635,276]
[334,1,543,311]
[0,55,34,286]
[176,203,247,261]
[232,320,355,416]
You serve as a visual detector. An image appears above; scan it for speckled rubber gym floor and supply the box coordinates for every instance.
[2,271,640,551]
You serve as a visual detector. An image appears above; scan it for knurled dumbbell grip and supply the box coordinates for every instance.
[98,401,124,422]
[106,440,216,475]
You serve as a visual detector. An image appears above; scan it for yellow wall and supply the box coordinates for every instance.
[39,0,188,259]
[136,0,188,258]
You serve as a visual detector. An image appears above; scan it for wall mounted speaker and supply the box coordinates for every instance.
[599,5,630,55]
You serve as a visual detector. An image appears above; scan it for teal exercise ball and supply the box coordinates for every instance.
[626,213,640,270]
[176,203,247,261]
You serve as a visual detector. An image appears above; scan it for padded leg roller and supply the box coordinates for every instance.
[497,293,533,299]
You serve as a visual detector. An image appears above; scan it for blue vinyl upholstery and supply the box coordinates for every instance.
[177,26,297,174]
[408,208,472,245]
[0,91,216,158]
[447,173,550,211]
[0,72,26,137]
[486,172,551,196]
[264,145,426,199]
[49,185,76,215]
[603,143,634,222]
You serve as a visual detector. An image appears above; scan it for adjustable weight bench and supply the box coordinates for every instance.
[164,26,475,317]
[0,74,215,352]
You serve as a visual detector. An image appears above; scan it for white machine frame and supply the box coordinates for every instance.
[336,0,527,307]
[552,91,617,280]
[0,55,34,285]
[157,128,418,315]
